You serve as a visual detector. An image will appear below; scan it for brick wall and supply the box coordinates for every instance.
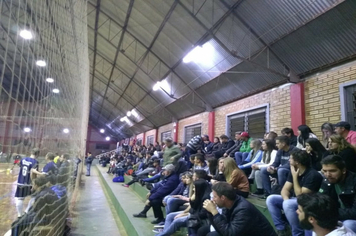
[144,129,156,144]
[214,86,291,137]
[305,61,356,138]
[158,123,174,143]
[178,112,209,143]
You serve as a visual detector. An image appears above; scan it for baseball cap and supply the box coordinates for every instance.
[334,121,351,130]
[162,164,175,172]
[240,132,249,138]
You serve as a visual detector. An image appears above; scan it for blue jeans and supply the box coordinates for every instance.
[266,195,304,236]
[343,220,356,233]
[86,163,91,175]
[277,167,290,187]
[143,173,161,182]
[234,152,249,165]
[156,211,188,236]
[261,167,272,194]
[166,197,187,215]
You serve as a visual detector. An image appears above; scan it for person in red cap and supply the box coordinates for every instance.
[234,132,252,165]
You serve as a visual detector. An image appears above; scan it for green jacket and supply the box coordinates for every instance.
[240,138,252,153]
[163,145,181,166]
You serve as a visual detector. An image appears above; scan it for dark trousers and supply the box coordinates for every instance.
[207,232,221,236]
[151,198,164,219]
[197,225,211,236]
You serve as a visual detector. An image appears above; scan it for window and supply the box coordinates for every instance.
[146,135,154,146]
[184,123,201,143]
[96,143,110,150]
[227,105,269,139]
[341,82,356,130]
[161,131,172,142]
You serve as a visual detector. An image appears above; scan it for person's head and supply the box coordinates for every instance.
[184,171,193,185]
[32,176,49,192]
[87,152,92,156]
[31,148,40,157]
[211,182,236,208]
[218,157,225,172]
[223,157,238,182]
[321,123,334,141]
[235,131,242,141]
[165,137,173,147]
[275,135,290,150]
[240,132,249,142]
[251,139,262,152]
[219,134,229,143]
[207,157,218,175]
[213,137,220,143]
[305,138,326,156]
[298,125,314,141]
[45,152,55,161]
[264,132,270,139]
[153,159,160,167]
[281,127,294,137]
[334,121,351,136]
[194,179,211,203]
[297,193,338,231]
[321,155,347,184]
[194,153,205,165]
[289,150,311,168]
[162,164,175,176]
[328,134,353,153]
[202,135,209,142]
[267,131,278,140]
[193,169,207,181]
[60,153,70,162]
[190,154,196,164]
[262,139,276,163]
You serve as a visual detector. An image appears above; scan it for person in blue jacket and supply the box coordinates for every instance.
[133,164,180,224]
[238,139,263,176]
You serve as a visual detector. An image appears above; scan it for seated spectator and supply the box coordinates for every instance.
[132,152,155,176]
[234,132,252,165]
[223,157,249,198]
[155,142,162,152]
[266,150,323,236]
[193,153,209,173]
[319,155,356,233]
[238,139,263,176]
[265,131,278,140]
[123,159,161,187]
[206,157,218,178]
[133,164,179,224]
[201,182,277,236]
[297,193,356,236]
[320,122,335,149]
[324,134,356,173]
[206,137,221,155]
[297,125,318,150]
[57,153,72,187]
[249,139,277,195]
[202,135,212,153]
[211,158,226,183]
[281,127,298,147]
[335,121,356,148]
[223,132,242,158]
[305,138,327,171]
[262,135,297,197]
[213,135,235,159]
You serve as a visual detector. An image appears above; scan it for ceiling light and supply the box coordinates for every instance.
[131,109,138,117]
[127,111,132,117]
[100,129,105,133]
[63,128,69,134]
[153,82,161,91]
[106,136,110,141]
[46,78,54,83]
[36,60,46,67]
[52,88,60,93]
[19,30,33,40]
[183,42,214,64]
[24,127,31,133]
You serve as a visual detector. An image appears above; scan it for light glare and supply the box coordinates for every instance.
[106,137,110,141]
[46,78,54,83]
[127,111,132,117]
[100,129,105,133]
[183,42,214,65]
[36,60,46,67]
[24,127,31,133]
[19,30,33,40]
[63,128,69,134]
[52,88,60,93]
[153,82,161,91]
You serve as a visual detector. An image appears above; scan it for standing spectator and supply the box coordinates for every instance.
[281,127,298,147]
[234,132,252,165]
[305,138,327,171]
[85,152,93,176]
[223,157,249,198]
[335,121,356,147]
[266,150,323,236]
[155,141,162,152]
[31,152,58,177]
[297,193,356,236]
[297,125,318,150]
[238,139,263,176]
[162,138,181,166]
[213,135,234,159]
[186,135,204,157]
[324,134,356,173]
[320,122,335,149]
[261,136,298,197]
[223,132,242,157]
[249,139,277,195]
[202,182,277,236]
[319,155,356,233]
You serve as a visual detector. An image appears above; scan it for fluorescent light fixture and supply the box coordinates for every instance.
[127,111,132,117]
[100,129,105,133]
[131,109,138,117]
[63,128,69,134]
[24,127,31,133]
[183,42,214,64]
[153,81,161,91]
[36,60,46,67]
[52,88,60,93]
[120,117,126,122]
[19,30,33,40]
[46,78,54,83]
[106,136,110,141]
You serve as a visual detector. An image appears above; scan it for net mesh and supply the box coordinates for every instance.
[0,0,89,235]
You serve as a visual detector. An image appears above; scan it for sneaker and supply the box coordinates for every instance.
[276,228,291,236]
[152,229,163,234]
[151,218,164,224]
[133,212,147,218]
[121,184,129,187]
[153,224,165,228]
[253,189,264,195]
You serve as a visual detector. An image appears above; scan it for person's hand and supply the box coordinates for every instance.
[251,164,259,170]
[174,212,188,219]
[203,200,218,215]
[291,166,299,178]
[267,166,276,174]
[145,200,150,206]
[172,195,179,198]
[146,193,151,199]
[210,179,218,185]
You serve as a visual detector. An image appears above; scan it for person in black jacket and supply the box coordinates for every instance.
[202,182,277,236]
[319,155,356,233]
[281,127,298,147]
[223,132,242,158]
[213,135,235,159]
